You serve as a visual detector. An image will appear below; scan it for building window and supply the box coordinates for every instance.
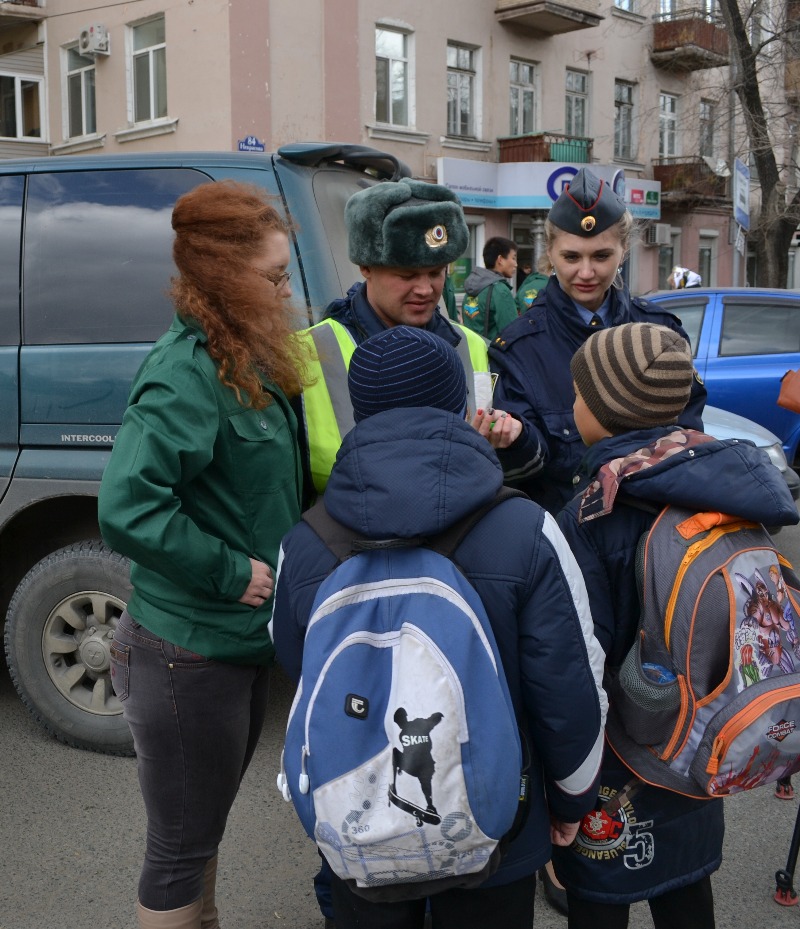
[509,59,537,135]
[614,80,635,160]
[132,17,167,123]
[615,0,636,11]
[375,27,409,126]
[659,92,678,157]
[447,43,477,137]
[698,234,717,286]
[565,70,588,137]
[66,47,96,138]
[0,74,43,139]
[659,0,675,17]
[699,99,715,158]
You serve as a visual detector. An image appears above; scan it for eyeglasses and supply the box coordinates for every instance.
[252,267,293,288]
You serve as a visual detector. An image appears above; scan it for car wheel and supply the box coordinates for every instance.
[3,541,135,756]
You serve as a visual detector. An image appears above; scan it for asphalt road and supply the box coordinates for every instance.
[3,518,800,929]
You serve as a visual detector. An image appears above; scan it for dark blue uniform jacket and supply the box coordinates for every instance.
[489,280,707,514]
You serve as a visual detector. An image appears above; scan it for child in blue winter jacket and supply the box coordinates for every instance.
[555,322,800,929]
[272,325,608,929]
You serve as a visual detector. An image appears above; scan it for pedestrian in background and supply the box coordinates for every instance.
[98,180,308,929]
[462,236,520,340]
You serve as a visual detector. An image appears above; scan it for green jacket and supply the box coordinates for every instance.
[515,272,550,314]
[461,270,518,340]
[98,315,302,664]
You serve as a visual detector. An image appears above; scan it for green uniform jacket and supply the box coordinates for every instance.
[461,272,518,341]
[515,272,550,314]
[98,315,302,664]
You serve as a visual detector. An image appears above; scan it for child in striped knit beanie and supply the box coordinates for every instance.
[569,321,694,445]
[550,318,796,928]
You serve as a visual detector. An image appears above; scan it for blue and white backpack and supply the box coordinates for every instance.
[276,489,529,901]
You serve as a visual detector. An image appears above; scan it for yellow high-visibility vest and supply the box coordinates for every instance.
[298,319,489,494]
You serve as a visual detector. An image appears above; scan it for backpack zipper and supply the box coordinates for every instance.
[663,525,751,648]
[705,685,800,775]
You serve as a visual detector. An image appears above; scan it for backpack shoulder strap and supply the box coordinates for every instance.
[303,486,528,566]
[484,284,495,339]
[428,485,528,560]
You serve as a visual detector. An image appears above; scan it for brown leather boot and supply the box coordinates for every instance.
[200,856,220,929]
[136,899,202,928]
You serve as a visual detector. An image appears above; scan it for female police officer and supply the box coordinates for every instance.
[488,167,706,515]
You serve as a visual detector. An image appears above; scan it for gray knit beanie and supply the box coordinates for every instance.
[348,326,467,423]
[570,322,694,434]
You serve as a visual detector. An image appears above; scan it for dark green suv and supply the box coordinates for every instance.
[1,144,408,754]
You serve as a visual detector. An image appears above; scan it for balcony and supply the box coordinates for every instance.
[650,10,729,71]
[653,157,729,202]
[498,132,593,163]
[495,0,603,36]
[0,0,45,25]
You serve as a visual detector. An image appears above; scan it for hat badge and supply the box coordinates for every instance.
[425,224,448,248]
[581,216,596,232]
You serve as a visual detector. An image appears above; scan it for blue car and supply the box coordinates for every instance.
[646,288,800,466]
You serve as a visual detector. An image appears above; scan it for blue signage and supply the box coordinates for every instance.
[733,158,750,232]
[238,136,265,153]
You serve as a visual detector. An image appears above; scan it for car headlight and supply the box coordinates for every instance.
[763,442,789,472]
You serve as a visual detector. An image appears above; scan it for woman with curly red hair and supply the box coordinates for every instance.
[99,180,308,929]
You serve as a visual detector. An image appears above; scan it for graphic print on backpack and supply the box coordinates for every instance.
[277,545,523,898]
[606,507,800,799]
[735,566,800,682]
[389,708,444,826]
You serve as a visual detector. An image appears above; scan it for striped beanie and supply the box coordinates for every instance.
[348,326,467,423]
[570,322,693,434]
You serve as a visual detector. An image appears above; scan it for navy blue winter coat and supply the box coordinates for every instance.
[272,407,609,887]
[553,427,799,904]
[489,280,707,515]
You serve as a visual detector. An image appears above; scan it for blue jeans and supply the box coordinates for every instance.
[111,611,270,910]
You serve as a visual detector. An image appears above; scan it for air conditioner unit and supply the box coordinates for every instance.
[645,222,671,247]
[78,24,110,57]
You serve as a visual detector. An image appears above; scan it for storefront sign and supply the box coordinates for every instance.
[437,157,660,219]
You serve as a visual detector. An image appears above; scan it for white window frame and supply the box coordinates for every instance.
[509,58,538,136]
[447,42,481,139]
[63,45,96,140]
[0,72,44,141]
[127,16,167,126]
[659,0,675,17]
[614,80,635,160]
[615,0,636,11]
[659,92,678,157]
[375,25,413,128]
[699,99,715,158]
[565,69,589,137]
[698,230,718,286]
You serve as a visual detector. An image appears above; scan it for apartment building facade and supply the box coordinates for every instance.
[0,0,788,291]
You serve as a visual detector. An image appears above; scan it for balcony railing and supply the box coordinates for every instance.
[498,132,593,163]
[650,10,729,71]
[653,157,729,200]
[0,0,45,24]
[495,0,603,35]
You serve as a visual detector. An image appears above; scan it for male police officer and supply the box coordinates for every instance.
[298,178,520,496]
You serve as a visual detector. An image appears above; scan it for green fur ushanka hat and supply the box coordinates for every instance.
[345,179,469,268]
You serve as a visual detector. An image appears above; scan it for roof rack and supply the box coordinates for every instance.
[277,142,411,181]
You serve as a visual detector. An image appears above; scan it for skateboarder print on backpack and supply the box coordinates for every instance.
[390,708,444,826]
